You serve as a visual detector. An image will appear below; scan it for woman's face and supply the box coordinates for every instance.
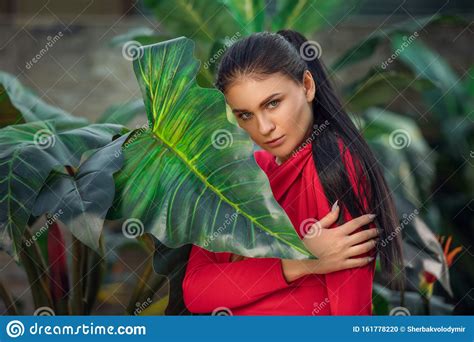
[224,70,316,163]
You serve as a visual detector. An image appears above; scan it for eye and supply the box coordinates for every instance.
[267,99,280,109]
[238,112,252,121]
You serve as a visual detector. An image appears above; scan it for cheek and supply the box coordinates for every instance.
[239,122,261,142]
[281,98,309,131]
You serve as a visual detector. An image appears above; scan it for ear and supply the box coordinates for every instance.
[302,70,316,102]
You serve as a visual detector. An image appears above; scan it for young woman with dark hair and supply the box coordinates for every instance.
[182,29,403,315]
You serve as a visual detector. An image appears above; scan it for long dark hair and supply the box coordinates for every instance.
[215,30,403,288]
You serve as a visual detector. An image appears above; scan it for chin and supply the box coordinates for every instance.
[273,147,293,159]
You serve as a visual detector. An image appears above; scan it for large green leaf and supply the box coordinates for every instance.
[97,99,146,126]
[31,133,130,252]
[220,0,265,33]
[0,71,88,128]
[390,34,473,167]
[112,37,311,259]
[331,14,462,72]
[363,107,436,205]
[0,121,126,257]
[109,27,161,47]
[464,65,474,100]
[390,34,467,119]
[271,0,360,34]
[139,0,362,87]
[344,70,435,112]
[143,0,240,43]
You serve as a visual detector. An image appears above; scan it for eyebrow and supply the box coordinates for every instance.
[231,93,282,114]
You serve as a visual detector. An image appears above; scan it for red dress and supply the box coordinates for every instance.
[182,139,376,315]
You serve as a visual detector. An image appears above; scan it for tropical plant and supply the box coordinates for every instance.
[0,71,134,314]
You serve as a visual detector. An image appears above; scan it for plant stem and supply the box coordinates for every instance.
[84,236,105,315]
[0,279,19,315]
[19,228,53,310]
[422,294,431,315]
[70,236,85,314]
[126,253,153,315]
[140,275,167,310]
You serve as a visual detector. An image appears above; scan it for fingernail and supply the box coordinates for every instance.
[368,214,376,219]
[331,200,339,212]
[368,256,374,262]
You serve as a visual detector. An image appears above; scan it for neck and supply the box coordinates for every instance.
[275,121,314,165]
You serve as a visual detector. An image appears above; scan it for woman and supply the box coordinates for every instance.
[182,30,403,315]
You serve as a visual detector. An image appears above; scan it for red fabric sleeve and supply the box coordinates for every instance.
[182,245,291,313]
[324,143,376,315]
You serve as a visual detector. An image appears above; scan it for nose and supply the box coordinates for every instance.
[257,114,276,136]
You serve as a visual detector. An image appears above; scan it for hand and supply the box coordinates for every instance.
[281,203,379,282]
[302,203,378,259]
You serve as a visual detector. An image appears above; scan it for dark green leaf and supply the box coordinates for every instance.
[32,134,130,251]
[0,121,126,257]
[0,71,88,128]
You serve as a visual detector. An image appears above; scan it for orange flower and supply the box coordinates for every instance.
[419,235,462,298]
[439,235,463,267]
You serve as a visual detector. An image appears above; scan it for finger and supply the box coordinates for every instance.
[340,214,376,235]
[344,256,374,269]
[346,239,378,257]
[230,254,246,262]
[347,228,379,246]
[317,201,341,229]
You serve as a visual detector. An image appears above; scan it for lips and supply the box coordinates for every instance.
[265,136,283,144]
[264,135,285,147]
